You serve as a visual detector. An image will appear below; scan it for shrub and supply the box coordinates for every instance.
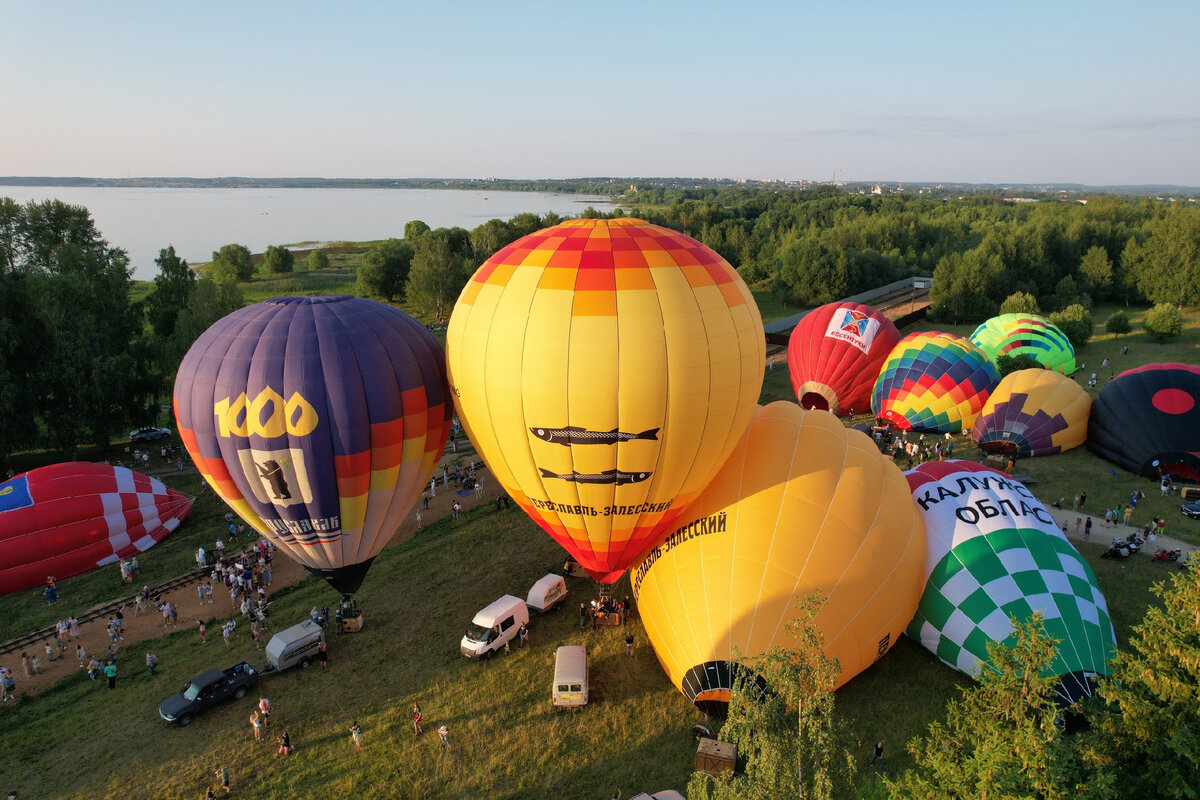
[1105,309,1131,337]
[1143,303,1184,342]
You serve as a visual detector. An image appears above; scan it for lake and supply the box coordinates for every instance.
[0,186,613,281]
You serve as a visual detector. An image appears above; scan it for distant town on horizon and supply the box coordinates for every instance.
[2,175,1198,199]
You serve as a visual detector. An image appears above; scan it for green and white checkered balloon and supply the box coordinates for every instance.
[905,460,1115,705]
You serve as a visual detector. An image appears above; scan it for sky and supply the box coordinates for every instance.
[2,1,1198,186]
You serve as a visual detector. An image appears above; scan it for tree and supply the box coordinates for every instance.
[406,229,474,321]
[355,238,414,302]
[169,278,244,361]
[777,239,846,307]
[1104,309,1131,337]
[145,246,196,339]
[404,219,431,241]
[688,594,858,800]
[209,243,253,283]
[307,249,330,271]
[999,291,1041,315]
[1079,245,1114,299]
[1129,208,1200,307]
[995,353,1044,378]
[262,245,294,274]
[887,615,1091,800]
[1143,302,1184,342]
[1048,303,1093,348]
[1081,567,1200,799]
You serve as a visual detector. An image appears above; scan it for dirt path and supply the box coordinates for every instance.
[9,456,503,697]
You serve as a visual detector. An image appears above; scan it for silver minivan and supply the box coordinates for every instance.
[552,645,588,708]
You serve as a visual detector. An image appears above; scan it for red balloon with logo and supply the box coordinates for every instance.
[787,302,900,416]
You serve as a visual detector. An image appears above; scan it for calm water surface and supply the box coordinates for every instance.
[2,186,612,281]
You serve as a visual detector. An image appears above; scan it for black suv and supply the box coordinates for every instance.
[159,663,258,726]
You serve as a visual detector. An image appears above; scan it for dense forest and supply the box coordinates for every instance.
[1,188,1197,462]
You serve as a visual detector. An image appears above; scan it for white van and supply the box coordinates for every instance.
[460,595,529,659]
[552,645,588,708]
[526,573,568,614]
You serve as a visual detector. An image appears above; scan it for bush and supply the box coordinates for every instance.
[995,354,1044,378]
[1143,303,1184,342]
[262,245,294,274]
[209,243,253,283]
[999,291,1041,315]
[1105,309,1131,337]
[307,250,330,271]
[1047,303,1093,348]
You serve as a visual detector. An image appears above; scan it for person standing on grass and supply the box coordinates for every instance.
[438,725,450,748]
[198,621,207,644]
[350,721,362,751]
[873,741,884,764]
[214,765,231,794]
[412,701,423,735]
[1085,517,1092,540]
[250,710,263,742]
[625,631,634,657]
[317,638,328,670]
[258,696,272,726]
[104,660,117,690]
[146,650,158,677]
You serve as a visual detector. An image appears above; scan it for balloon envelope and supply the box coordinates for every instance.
[0,462,192,595]
[905,460,1116,706]
[632,403,926,714]
[970,313,1077,374]
[787,301,900,415]
[174,295,452,597]
[1087,363,1200,481]
[447,218,764,584]
[971,369,1091,458]
[872,332,1000,432]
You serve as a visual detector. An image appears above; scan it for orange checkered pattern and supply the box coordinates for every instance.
[460,218,747,314]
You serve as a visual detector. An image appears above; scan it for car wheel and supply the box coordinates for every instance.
[484,648,494,660]
[299,658,310,669]
[179,713,194,727]
[234,687,247,699]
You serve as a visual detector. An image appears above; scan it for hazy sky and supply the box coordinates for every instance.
[3,1,1198,186]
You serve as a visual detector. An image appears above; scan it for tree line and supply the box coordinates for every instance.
[624,187,1200,320]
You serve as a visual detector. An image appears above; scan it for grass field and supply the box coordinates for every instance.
[4,290,1195,798]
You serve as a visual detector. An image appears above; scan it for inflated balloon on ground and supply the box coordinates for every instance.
[787,301,900,415]
[1087,362,1200,481]
[971,369,1091,458]
[632,402,926,715]
[174,295,452,598]
[447,218,764,584]
[0,463,193,595]
[969,313,1076,374]
[872,331,1000,432]
[905,460,1116,706]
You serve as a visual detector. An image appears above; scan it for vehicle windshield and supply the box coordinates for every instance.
[183,681,202,701]
[464,622,491,643]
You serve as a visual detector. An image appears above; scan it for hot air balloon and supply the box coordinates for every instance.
[969,313,1077,374]
[632,403,926,714]
[871,332,1000,432]
[446,218,764,584]
[174,296,452,601]
[905,460,1116,706]
[0,462,193,595]
[1087,363,1200,481]
[971,369,1091,458]
[787,301,900,415]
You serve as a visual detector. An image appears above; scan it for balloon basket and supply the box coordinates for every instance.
[335,596,364,634]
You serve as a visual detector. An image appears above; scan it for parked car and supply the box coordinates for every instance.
[460,595,528,659]
[1182,501,1200,520]
[131,425,172,442]
[159,662,258,726]
[552,645,588,708]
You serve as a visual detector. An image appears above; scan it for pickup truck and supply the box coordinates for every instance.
[158,662,258,726]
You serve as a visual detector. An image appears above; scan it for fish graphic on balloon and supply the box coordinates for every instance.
[531,426,660,446]
[538,468,652,486]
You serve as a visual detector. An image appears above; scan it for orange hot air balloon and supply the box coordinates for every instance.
[632,402,926,714]
[446,218,764,584]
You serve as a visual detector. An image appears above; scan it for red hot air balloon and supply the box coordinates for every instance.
[174,296,452,600]
[787,302,900,415]
[0,463,193,595]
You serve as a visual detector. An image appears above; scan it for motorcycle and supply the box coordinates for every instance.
[1100,539,1131,559]
[1124,532,1144,553]
[1153,548,1182,562]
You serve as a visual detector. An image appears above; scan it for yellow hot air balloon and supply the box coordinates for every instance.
[632,402,926,714]
[971,369,1091,458]
[447,218,764,584]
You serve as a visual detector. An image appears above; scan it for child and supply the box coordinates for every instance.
[350,721,362,751]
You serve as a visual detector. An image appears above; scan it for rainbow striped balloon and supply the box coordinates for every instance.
[872,331,1000,432]
[970,313,1076,374]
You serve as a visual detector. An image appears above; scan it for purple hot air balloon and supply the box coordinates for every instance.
[174,296,452,600]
